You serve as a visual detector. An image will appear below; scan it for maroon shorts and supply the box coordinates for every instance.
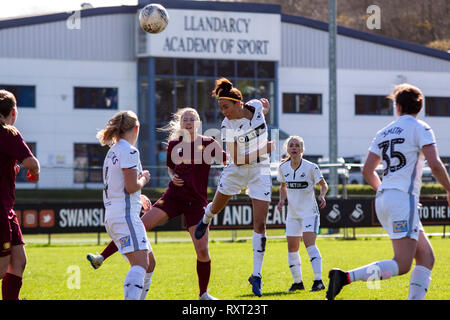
[153,191,207,228]
[0,209,25,257]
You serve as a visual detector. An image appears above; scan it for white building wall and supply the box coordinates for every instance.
[279,67,450,159]
[0,58,137,188]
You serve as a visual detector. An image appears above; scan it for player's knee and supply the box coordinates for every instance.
[394,258,412,275]
[148,254,156,273]
[196,247,210,261]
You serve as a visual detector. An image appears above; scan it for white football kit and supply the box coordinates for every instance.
[369,115,436,240]
[278,159,324,236]
[218,99,272,202]
[102,139,151,255]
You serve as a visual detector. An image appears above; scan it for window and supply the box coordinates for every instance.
[74,144,108,183]
[425,97,450,117]
[282,93,322,114]
[0,85,35,108]
[74,87,118,109]
[355,95,393,115]
[16,143,36,182]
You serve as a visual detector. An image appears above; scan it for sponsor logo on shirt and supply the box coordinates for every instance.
[287,181,308,189]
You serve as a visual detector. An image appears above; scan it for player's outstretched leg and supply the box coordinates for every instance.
[195,203,214,240]
[326,268,350,300]
[87,253,104,269]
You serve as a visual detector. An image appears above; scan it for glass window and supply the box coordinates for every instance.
[74,143,108,183]
[237,80,255,102]
[257,61,275,78]
[155,78,174,124]
[425,97,450,117]
[217,60,234,78]
[176,59,195,76]
[238,60,254,78]
[256,80,275,124]
[176,78,195,108]
[196,79,216,122]
[155,58,173,75]
[0,85,35,108]
[74,87,118,109]
[197,59,215,76]
[355,95,393,115]
[282,93,322,114]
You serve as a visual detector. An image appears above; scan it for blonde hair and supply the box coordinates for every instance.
[158,107,200,142]
[281,136,304,163]
[96,110,139,146]
[0,90,19,136]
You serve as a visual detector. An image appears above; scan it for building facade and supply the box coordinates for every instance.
[0,0,449,188]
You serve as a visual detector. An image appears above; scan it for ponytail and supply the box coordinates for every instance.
[211,78,242,102]
[96,110,139,146]
[0,90,19,136]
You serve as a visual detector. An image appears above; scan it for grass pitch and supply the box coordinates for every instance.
[19,228,450,300]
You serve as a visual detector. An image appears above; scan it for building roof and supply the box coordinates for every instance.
[0,1,448,62]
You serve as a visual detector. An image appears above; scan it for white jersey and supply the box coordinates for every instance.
[369,115,436,197]
[102,139,143,221]
[221,99,269,165]
[277,159,324,219]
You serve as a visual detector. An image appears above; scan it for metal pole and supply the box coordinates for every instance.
[328,0,338,197]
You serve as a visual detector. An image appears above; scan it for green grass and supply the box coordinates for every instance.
[19,229,450,300]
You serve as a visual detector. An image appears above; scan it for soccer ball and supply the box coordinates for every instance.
[139,3,169,34]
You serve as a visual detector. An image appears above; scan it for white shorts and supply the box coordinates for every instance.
[285,215,320,237]
[105,212,151,256]
[217,163,272,202]
[375,189,423,241]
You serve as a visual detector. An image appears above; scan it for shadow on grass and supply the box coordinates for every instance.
[237,290,304,298]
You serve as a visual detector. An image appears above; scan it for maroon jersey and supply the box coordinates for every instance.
[166,136,226,203]
[0,127,33,215]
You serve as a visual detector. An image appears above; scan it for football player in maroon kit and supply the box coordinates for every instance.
[0,90,40,300]
[87,107,227,300]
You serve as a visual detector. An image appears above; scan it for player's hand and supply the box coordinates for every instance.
[26,170,39,183]
[277,199,285,213]
[318,195,326,209]
[14,164,20,175]
[171,174,184,187]
[140,170,151,185]
[260,98,270,113]
[140,194,152,214]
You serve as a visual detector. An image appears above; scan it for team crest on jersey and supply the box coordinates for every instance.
[393,220,408,233]
[2,242,11,252]
[119,236,131,249]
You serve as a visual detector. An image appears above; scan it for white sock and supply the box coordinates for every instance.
[349,260,399,282]
[124,265,146,300]
[202,203,214,224]
[139,272,153,300]
[408,265,432,300]
[306,245,322,281]
[288,251,302,283]
[252,231,266,277]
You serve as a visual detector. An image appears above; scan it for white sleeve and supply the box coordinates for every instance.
[120,146,139,170]
[418,124,436,149]
[277,165,285,183]
[368,135,381,158]
[312,164,324,184]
